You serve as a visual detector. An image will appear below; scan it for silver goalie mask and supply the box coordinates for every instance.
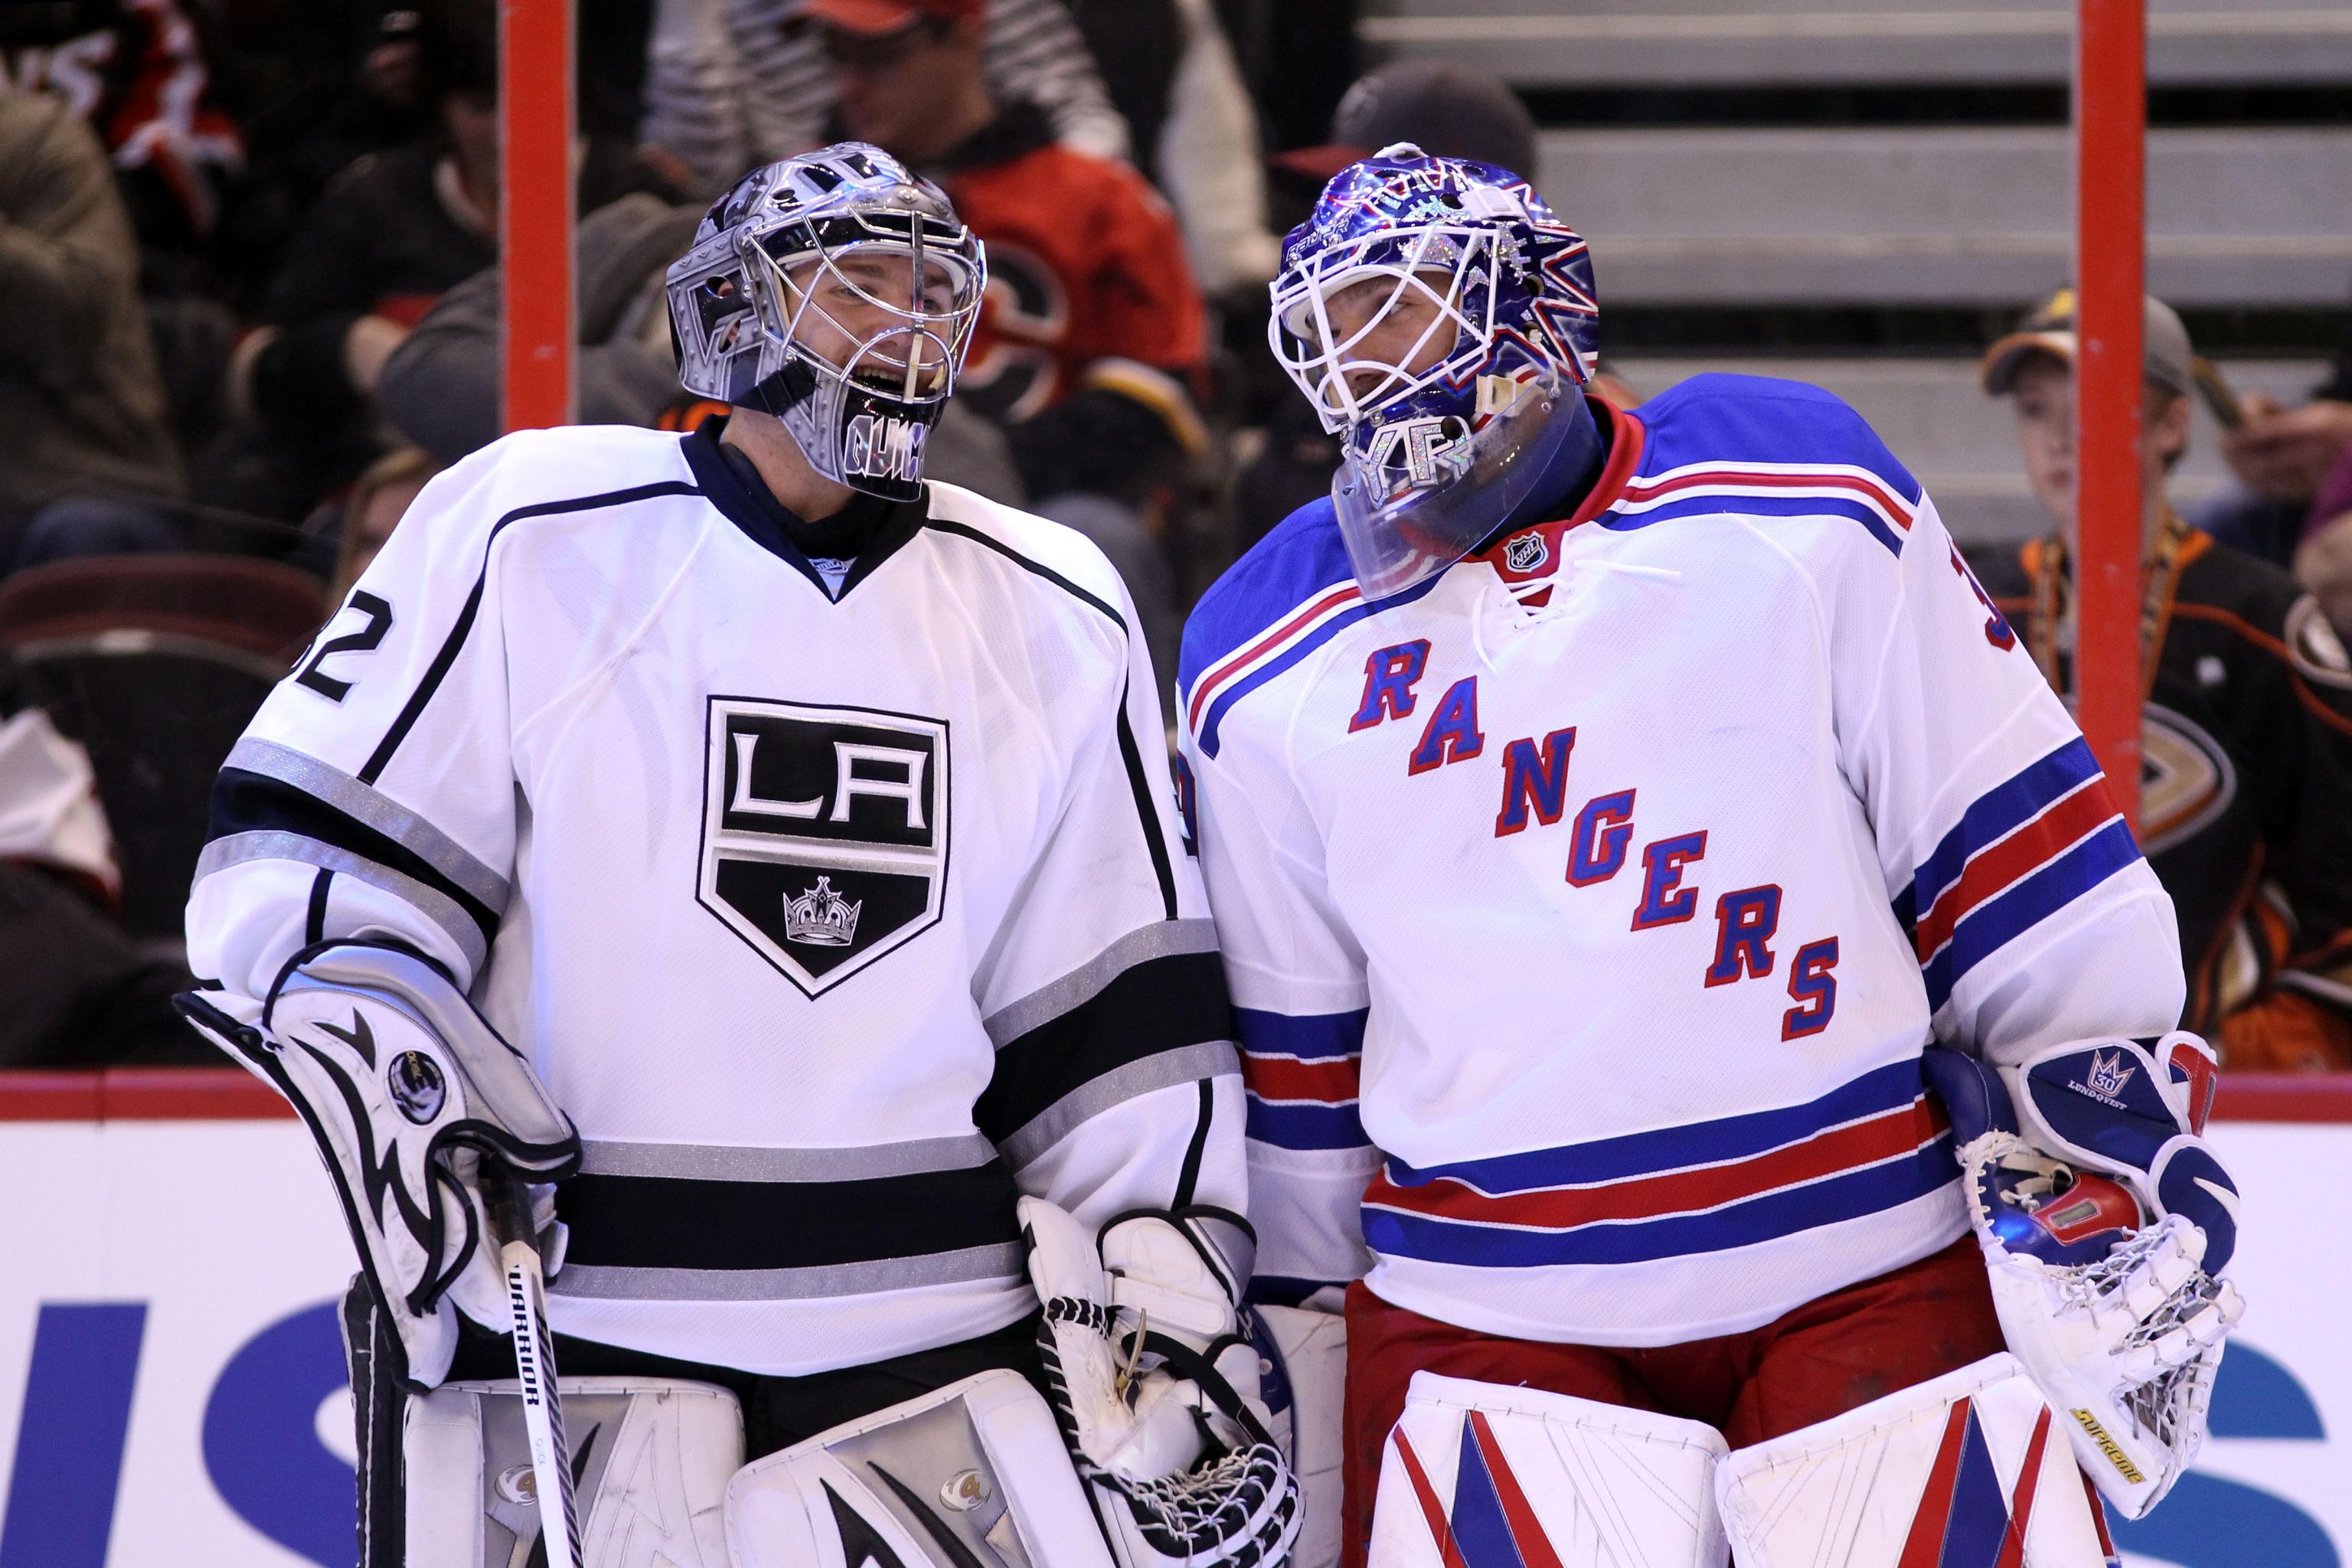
[667,143,986,502]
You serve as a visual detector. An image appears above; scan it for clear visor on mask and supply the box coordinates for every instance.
[1331,358,1575,601]
[751,229,983,405]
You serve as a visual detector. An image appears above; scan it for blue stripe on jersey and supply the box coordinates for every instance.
[1240,1005,1370,1151]
[1364,1132,1955,1267]
[1196,599,1376,760]
[1922,818,2142,1011]
[1383,1057,1923,1193]
[1629,374,1922,509]
[1236,1007,1368,1059]
[1602,490,1906,558]
[1905,738,2106,925]
[1177,500,1354,701]
[1247,1099,1370,1149]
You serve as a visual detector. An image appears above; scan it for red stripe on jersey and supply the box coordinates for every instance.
[1242,1052,1362,1106]
[1622,467,1916,528]
[1913,780,2122,962]
[1187,583,1361,732]
[1364,1097,1949,1230]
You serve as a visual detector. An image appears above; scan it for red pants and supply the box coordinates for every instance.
[1339,1237,2004,1568]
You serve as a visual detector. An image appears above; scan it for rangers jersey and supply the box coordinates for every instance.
[1177,374,2184,1347]
[187,417,1242,1376]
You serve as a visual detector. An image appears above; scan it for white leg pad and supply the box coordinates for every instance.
[403,1376,743,1568]
[1368,1371,1731,1568]
[725,1367,1115,1568]
[1252,1305,1348,1568]
[1717,1352,2112,1568]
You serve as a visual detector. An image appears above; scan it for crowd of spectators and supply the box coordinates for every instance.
[3,0,2349,1071]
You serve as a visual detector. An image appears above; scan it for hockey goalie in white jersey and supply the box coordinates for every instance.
[1178,145,2246,1568]
[180,145,1298,1568]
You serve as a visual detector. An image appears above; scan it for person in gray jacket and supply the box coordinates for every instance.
[0,92,186,570]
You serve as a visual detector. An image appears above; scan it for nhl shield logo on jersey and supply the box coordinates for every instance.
[698,697,949,996]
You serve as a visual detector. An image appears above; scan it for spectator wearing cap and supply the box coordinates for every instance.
[1968,289,2352,1071]
[639,0,1126,188]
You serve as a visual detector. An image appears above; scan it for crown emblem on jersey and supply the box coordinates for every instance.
[2083,1049,2136,1099]
[1504,531,1548,573]
[783,877,861,946]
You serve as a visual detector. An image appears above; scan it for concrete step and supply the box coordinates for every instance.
[1607,355,2332,542]
[1534,127,2352,305]
[1362,2,2352,87]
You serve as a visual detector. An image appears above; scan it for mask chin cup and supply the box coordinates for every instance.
[1331,371,1575,602]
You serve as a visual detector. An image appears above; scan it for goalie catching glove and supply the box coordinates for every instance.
[1922,1035,2244,1518]
[1021,1197,1302,1568]
[176,942,580,1390]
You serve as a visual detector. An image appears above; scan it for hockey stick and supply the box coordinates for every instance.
[490,1172,583,1568]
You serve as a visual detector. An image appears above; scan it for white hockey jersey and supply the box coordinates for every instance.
[1176,375,2184,1347]
[188,418,1243,1376]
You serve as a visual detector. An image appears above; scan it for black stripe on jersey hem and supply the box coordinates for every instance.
[555,1159,1023,1272]
[1174,1078,1214,1208]
[305,868,332,944]
[976,948,1233,1146]
[359,479,703,785]
[923,518,1180,916]
[208,769,499,946]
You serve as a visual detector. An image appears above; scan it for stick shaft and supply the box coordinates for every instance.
[496,1180,582,1568]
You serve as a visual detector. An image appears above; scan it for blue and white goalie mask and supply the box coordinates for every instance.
[1269,145,1601,599]
[668,143,985,501]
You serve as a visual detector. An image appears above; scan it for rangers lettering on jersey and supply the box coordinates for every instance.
[1178,374,2183,1336]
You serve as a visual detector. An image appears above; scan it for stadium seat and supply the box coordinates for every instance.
[0,557,324,941]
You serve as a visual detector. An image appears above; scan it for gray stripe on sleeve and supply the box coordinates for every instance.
[983,919,1220,1050]
[997,1039,1239,1171]
[192,830,488,975]
[550,1243,1027,1302]
[224,738,511,913]
[577,1133,1001,1184]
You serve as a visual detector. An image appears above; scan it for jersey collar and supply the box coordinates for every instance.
[681,416,927,602]
[1469,394,1649,586]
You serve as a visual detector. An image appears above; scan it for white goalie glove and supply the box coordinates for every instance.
[1922,1037,2245,1518]
[1021,1197,1302,1568]
[177,942,580,1390]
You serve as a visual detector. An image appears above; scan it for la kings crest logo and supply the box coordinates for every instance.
[699,697,949,997]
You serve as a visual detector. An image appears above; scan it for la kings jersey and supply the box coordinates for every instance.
[1177,374,2184,1347]
[187,418,1243,1376]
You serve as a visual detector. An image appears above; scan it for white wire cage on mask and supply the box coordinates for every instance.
[740,222,985,414]
[1266,221,1503,436]
[1267,213,1583,600]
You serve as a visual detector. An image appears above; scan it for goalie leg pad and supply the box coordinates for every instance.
[1367,1371,1730,1568]
[1717,1352,2108,1568]
[403,1376,741,1568]
[725,1368,1115,1568]
[1250,1304,1347,1568]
